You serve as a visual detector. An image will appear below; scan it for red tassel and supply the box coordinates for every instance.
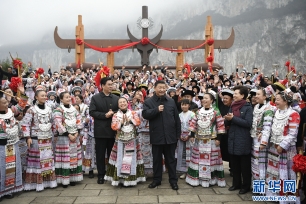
[9,77,22,92]
[285,61,290,67]
[291,66,296,74]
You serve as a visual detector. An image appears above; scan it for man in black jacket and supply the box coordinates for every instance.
[89,77,119,184]
[142,80,181,190]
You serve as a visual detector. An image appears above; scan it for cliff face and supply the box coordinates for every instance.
[0,0,305,76]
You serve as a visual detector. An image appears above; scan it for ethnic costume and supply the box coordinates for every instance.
[177,110,195,173]
[250,102,274,181]
[266,107,300,203]
[21,104,57,191]
[23,78,36,101]
[0,99,27,198]
[186,107,226,187]
[52,105,83,185]
[137,111,154,174]
[82,117,96,173]
[105,109,146,186]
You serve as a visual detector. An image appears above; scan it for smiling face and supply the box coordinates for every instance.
[154,83,166,97]
[255,89,266,104]
[203,94,213,108]
[60,93,71,105]
[275,94,287,110]
[118,98,128,110]
[233,90,244,101]
[35,91,47,104]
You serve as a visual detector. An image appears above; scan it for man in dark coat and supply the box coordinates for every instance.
[224,85,253,194]
[89,77,119,184]
[142,80,181,190]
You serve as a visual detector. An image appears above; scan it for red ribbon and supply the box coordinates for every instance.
[76,38,214,53]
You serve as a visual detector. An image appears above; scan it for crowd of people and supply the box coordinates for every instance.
[0,61,305,203]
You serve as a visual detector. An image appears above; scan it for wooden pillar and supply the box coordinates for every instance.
[75,15,85,66]
[176,46,184,76]
[107,46,114,74]
[204,16,214,63]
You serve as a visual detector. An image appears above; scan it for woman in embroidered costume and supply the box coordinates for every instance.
[186,93,226,187]
[82,116,96,178]
[0,84,27,199]
[21,86,57,191]
[105,97,146,186]
[250,88,275,182]
[52,91,83,188]
[266,91,300,203]
[177,99,195,179]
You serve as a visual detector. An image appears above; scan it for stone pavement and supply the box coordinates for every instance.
[2,162,274,204]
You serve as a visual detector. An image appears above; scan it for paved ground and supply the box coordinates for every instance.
[2,162,277,204]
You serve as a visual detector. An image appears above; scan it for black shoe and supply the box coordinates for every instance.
[148,182,161,188]
[97,177,104,184]
[88,170,94,178]
[62,185,68,188]
[4,194,14,199]
[70,182,76,186]
[228,186,241,191]
[170,183,179,190]
[239,188,250,194]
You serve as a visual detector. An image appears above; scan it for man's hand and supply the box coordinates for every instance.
[215,140,220,147]
[105,109,114,118]
[158,105,164,112]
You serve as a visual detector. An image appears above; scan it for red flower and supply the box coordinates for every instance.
[141,37,150,45]
[292,154,306,174]
[285,61,290,67]
[291,66,296,74]
[207,56,214,62]
[37,68,44,74]
[207,39,214,46]
[13,59,23,69]
[76,38,83,45]
[9,77,22,92]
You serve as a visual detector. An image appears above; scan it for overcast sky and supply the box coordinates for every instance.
[0,0,183,46]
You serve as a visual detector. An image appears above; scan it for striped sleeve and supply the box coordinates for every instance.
[215,110,225,134]
[260,109,274,146]
[189,110,198,133]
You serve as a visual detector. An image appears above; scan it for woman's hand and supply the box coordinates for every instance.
[277,145,283,154]
[69,134,77,142]
[27,138,32,148]
[215,140,220,147]
[259,144,266,150]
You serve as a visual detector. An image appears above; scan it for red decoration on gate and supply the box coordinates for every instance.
[207,39,214,46]
[184,63,191,75]
[9,77,22,93]
[141,37,150,45]
[207,56,214,62]
[76,38,83,45]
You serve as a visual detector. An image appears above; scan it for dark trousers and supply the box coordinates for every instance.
[230,154,251,190]
[220,133,232,170]
[152,143,178,184]
[95,138,115,178]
